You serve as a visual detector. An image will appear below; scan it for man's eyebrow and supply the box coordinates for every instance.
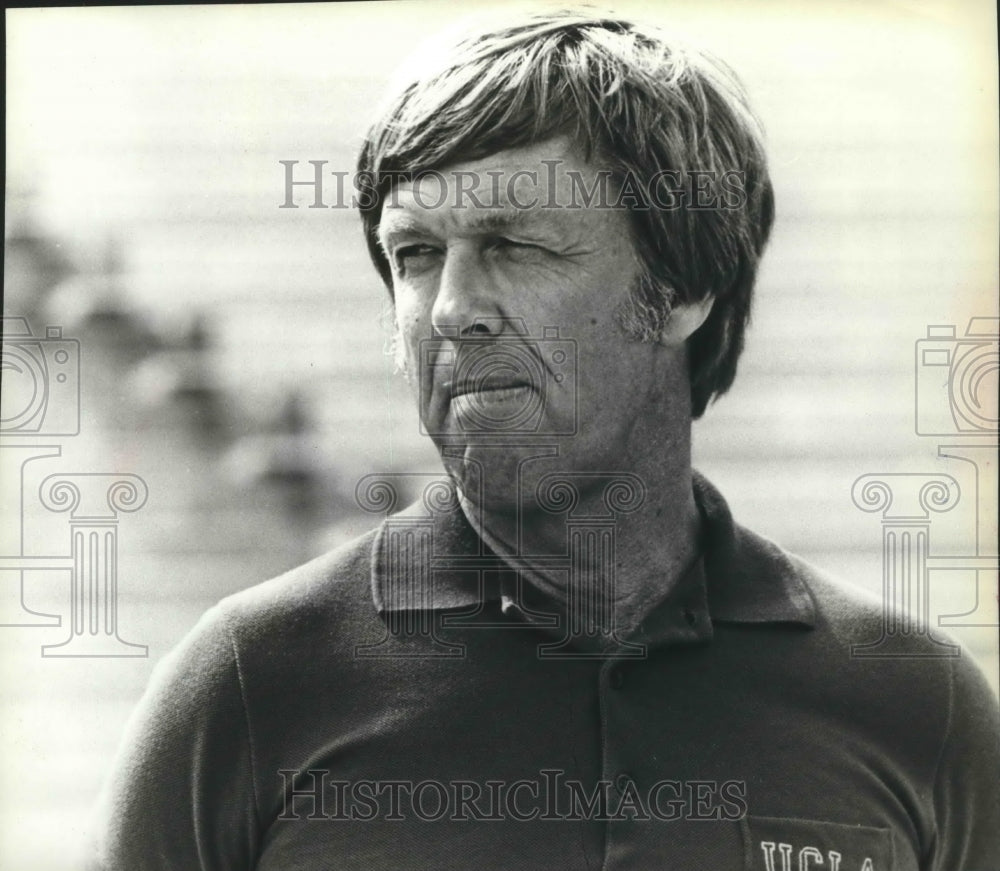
[378,216,428,244]
[379,209,556,246]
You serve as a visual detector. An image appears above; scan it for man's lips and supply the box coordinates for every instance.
[448,379,533,400]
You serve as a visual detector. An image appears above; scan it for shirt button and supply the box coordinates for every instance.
[610,667,625,690]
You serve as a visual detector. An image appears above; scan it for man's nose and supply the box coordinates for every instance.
[431,245,503,338]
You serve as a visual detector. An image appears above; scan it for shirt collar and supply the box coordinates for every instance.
[370,472,815,630]
[692,472,816,626]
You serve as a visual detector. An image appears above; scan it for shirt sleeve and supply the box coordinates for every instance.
[929,651,1000,871]
[85,604,259,870]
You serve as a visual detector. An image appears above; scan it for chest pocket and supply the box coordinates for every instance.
[742,815,895,871]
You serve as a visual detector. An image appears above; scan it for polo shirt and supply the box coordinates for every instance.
[89,473,1000,871]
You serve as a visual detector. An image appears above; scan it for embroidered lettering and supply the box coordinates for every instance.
[760,841,794,871]
[759,842,867,871]
[799,846,824,868]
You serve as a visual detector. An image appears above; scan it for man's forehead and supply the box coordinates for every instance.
[435,134,580,181]
[377,135,608,238]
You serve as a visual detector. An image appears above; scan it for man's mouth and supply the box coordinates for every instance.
[449,379,533,402]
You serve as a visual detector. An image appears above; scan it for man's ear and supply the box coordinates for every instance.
[660,296,714,347]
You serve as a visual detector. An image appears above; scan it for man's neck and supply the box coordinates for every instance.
[448,439,702,639]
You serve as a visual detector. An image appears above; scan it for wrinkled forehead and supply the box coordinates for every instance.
[377,135,623,240]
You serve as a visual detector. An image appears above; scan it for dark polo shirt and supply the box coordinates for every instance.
[90,475,999,871]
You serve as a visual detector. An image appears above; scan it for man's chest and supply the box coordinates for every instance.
[247,630,926,871]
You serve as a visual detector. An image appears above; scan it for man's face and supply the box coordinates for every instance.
[378,136,692,497]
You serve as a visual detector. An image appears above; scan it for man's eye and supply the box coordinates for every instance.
[489,238,541,256]
[393,244,440,272]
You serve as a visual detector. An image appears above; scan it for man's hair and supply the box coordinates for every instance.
[357,8,774,418]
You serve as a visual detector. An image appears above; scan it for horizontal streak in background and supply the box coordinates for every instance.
[3,2,998,870]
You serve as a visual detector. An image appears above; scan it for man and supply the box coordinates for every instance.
[90,9,999,870]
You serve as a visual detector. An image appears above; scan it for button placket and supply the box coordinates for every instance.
[609,665,625,690]
[599,657,640,870]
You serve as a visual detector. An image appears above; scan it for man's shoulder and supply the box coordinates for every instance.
[731,524,1000,745]
[773,539,887,638]
[734,521,892,630]
[212,524,381,643]
[738,523,990,690]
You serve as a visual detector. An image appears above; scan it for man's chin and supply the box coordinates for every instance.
[435,440,534,510]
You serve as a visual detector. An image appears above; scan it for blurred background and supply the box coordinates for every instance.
[3,1,997,868]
